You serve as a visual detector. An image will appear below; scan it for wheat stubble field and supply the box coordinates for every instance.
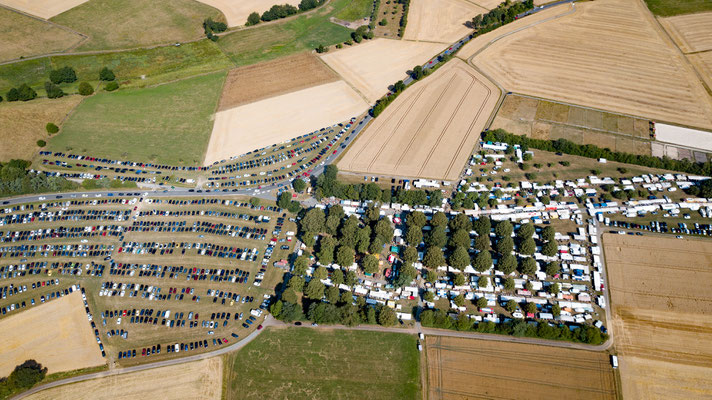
[603,234,712,399]
[338,59,498,180]
[403,0,486,43]
[473,0,712,131]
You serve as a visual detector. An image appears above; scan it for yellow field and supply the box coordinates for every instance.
[659,11,712,53]
[196,0,300,26]
[321,39,445,102]
[403,0,486,43]
[689,52,712,90]
[0,0,88,19]
[26,357,222,400]
[0,7,83,62]
[0,291,105,376]
[204,80,368,164]
[338,59,498,180]
[472,0,712,130]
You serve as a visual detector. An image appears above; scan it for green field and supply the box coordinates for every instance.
[218,0,354,66]
[224,327,421,399]
[643,0,712,16]
[335,0,374,21]
[50,0,224,51]
[47,72,225,165]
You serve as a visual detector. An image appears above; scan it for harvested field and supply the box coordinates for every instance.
[205,80,368,164]
[689,52,712,90]
[218,52,337,110]
[0,0,87,19]
[0,291,105,376]
[0,7,83,62]
[26,357,222,400]
[403,0,486,43]
[338,59,498,180]
[473,0,712,130]
[0,95,82,162]
[659,12,712,53]
[320,39,445,102]
[603,234,712,399]
[425,336,617,400]
[196,0,300,27]
[51,0,223,51]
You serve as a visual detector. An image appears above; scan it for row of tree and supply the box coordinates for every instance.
[471,0,534,30]
[0,160,77,197]
[203,17,227,41]
[5,67,116,102]
[0,360,47,398]
[398,0,410,37]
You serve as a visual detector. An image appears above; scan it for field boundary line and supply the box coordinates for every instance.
[317,56,371,104]
[0,4,90,53]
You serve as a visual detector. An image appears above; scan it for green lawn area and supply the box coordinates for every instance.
[643,0,712,16]
[224,327,421,399]
[47,72,225,165]
[218,0,354,66]
[50,0,224,51]
[0,41,233,96]
[335,0,374,21]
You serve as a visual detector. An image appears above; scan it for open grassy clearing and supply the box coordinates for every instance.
[50,0,224,51]
[0,0,88,19]
[425,336,617,400]
[195,0,300,27]
[338,59,499,180]
[473,0,712,130]
[224,327,420,400]
[659,11,712,53]
[26,357,222,400]
[334,0,373,21]
[404,0,485,43]
[603,234,712,399]
[0,7,83,62]
[217,0,353,67]
[0,291,105,376]
[0,95,82,162]
[218,52,337,110]
[643,0,712,16]
[47,72,225,165]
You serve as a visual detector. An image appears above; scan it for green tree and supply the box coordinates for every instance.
[317,236,337,265]
[449,229,470,248]
[49,66,76,84]
[449,213,470,231]
[505,299,518,313]
[525,302,537,315]
[249,197,260,207]
[293,256,309,276]
[281,288,298,304]
[105,81,119,91]
[340,290,352,304]
[545,261,560,277]
[495,220,513,238]
[549,283,560,295]
[301,208,325,233]
[99,67,116,81]
[44,81,64,99]
[423,291,435,302]
[45,122,59,134]
[552,303,561,317]
[331,269,344,286]
[292,178,306,192]
[453,273,466,287]
[17,84,37,101]
[423,247,445,268]
[425,270,438,283]
[305,279,325,300]
[408,211,427,228]
[473,251,492,272]
[378,306,397,326]
[498,254,517,274]
[449,246,470,270]
[6,87,19,101]
[287,276,305,292]
[519,237,536,255]
[374,218,394,241]
[453,293,465,307]
[542,240,558,257]
[425,226,447,248]
[473,216,491,236]
[78,82,94,96]
[517,223,534,240]
[430,212,448,227]
[336,245,355,267]
[519,257,537,276]
[325,286,340,303]
[36,140,46,147]
[313,266,328,280]
[496,236,514,255]
[542,225,556,242]
[345,270,358,287]
[503,276,515,291]
[474,234,490,252]
[478,275,489,289]
[402,246,418,263]
[362,254,379,274]
[405,226,423,246]
[270,300,283,317]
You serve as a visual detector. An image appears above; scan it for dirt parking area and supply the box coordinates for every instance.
[26,357,222,400]
[218,52,338,110]
[603,234,712,399]
[195,0,300,26]
[338,59,498,180]
[472,0,712,130]
[205,80,368,164]
[321,39,445,102]
[0,0,88,19]
[403,0,485,43]
[0,291,105,376]
[425,336,617,400]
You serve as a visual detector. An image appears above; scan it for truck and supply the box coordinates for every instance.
[611,355,618,368]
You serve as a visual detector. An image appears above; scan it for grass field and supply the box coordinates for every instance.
[603,234,712,399]
[26,357,222,400]
[0,95,82,162]
[643,0,712,16]
[217,0,354,67]
[334,0,373,21]
[425,336,617,400]
[0,7,83,62]
[50,0,224,51]
[0,291,105,376]
[224,327,420,399]
[47,72,225,165]
[338,59,498,180]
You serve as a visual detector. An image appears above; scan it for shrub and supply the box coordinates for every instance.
[44,81,64,99]
[49,66,77,84]
[246,11,261,25]
[46,123,59,134]
[6,88,19,102]
[99,67,115,81]
[379,18,388,25]
[78,82,94,96]
[16,84,37,101]
[36,140,46,147]
[105,81,119,91]
[0,95,2,103]
[261,4,298,21]
[315,44,328,53]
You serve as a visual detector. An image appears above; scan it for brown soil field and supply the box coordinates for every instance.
[205,80,368,164]
[403,0,486,43]
[338,59,499,181]
[425,336,617,400]
[320,39,445,102]
[0,0,88,19]
[603,234,712,399]
[26,357,222,400]
[196,0,300,26]
[218,52,338,110]
[472,0,712,130]
[0,291,105,376]
[0,7,83,62]
[659,12,712,53]
[0,95,83,162]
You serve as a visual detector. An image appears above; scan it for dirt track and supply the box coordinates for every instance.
[338,59,498,181]
[472,0,712,130]
[403,0,485,43]
[25,357,222,400]
[0,291,105,376]
[0,0,88,19]
[195,0,300,26]
[425,336,617,400]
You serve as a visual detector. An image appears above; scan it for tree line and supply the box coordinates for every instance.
[203,17,227,41]
[5,66,117,102]
[0,360,47,398]
[398,0,410,37]
[0,159,77,197]
[246,0,325,26]
[471,0,534,30]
